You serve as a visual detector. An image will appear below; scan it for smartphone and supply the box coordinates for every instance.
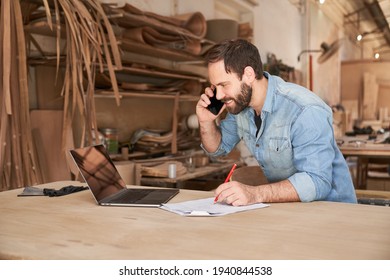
[207,88,224,115]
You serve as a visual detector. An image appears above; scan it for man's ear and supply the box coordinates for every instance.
[242,66,256,83]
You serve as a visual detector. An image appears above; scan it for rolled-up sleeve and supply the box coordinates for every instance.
[200,142,226,157]
[288,172,317,202]
[201,113,241,157]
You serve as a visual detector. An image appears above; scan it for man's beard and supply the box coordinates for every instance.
[224,83,252,115]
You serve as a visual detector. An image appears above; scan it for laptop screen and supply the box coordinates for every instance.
[70,145,126,201]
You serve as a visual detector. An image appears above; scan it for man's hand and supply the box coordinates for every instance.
[214,179,300,206]
[214,181,260,206]
[196,87,225,123]
[196,87,225,153]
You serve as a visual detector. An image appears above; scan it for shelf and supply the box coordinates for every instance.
[112,64,207,82]
[25,19,209,66]
[108,4,204,40]
[120,39,203,62]
[95,90,199,102]
[26,3,208,158]
[140,161,238,187]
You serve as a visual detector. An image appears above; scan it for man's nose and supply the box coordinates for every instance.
[215,88,224,100]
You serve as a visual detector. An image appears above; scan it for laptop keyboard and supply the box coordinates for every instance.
[109,189,152,203]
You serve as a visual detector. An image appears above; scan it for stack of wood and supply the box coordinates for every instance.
[0,0,42,190]
[1,1,210,190]
[101,3,209,96]
[25,0,122,145]
[131,129,173,152]
[94,62,206,96]
[34,0,123,179]
[131,129,200,153]
[107,3,207,55]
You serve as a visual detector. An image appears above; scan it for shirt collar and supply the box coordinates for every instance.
[261,71,275,114]
[235,71,276,118]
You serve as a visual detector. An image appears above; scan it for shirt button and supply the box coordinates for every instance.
[256,144,259,147]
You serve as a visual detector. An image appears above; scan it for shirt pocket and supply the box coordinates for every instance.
[268,137,293,169]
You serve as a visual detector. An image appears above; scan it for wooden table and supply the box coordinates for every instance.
[340,144,390,158]
[339,142,390,189]
[0,181,389,260]
[338,135,390,156]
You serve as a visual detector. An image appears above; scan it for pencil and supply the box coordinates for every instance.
[214,163,237,203]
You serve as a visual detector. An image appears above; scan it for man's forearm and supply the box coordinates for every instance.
[199,120,222,153]
[257,179,300,203]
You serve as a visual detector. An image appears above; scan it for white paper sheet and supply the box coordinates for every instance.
[160,197,269,216]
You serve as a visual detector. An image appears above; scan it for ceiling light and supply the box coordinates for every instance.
[319,0,326,4]
[374,53,380,59]
[356,28,382,42]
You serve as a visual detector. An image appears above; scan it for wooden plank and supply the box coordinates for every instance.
[30,110,73,182]
[14,0,42,186]
[34,65,64,110]
[2,0,12,115]
[363,72,379,120]
[121,39,201,62]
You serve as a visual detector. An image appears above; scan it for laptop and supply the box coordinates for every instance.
[69,144,179,207]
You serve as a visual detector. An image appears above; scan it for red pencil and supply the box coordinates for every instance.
[214,163,237,203]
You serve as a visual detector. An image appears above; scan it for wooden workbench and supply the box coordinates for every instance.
[0,181,389,260]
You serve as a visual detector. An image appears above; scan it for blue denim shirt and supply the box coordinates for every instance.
[203,72,357,203]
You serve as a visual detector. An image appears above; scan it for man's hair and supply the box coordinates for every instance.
[205,39,263,80]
